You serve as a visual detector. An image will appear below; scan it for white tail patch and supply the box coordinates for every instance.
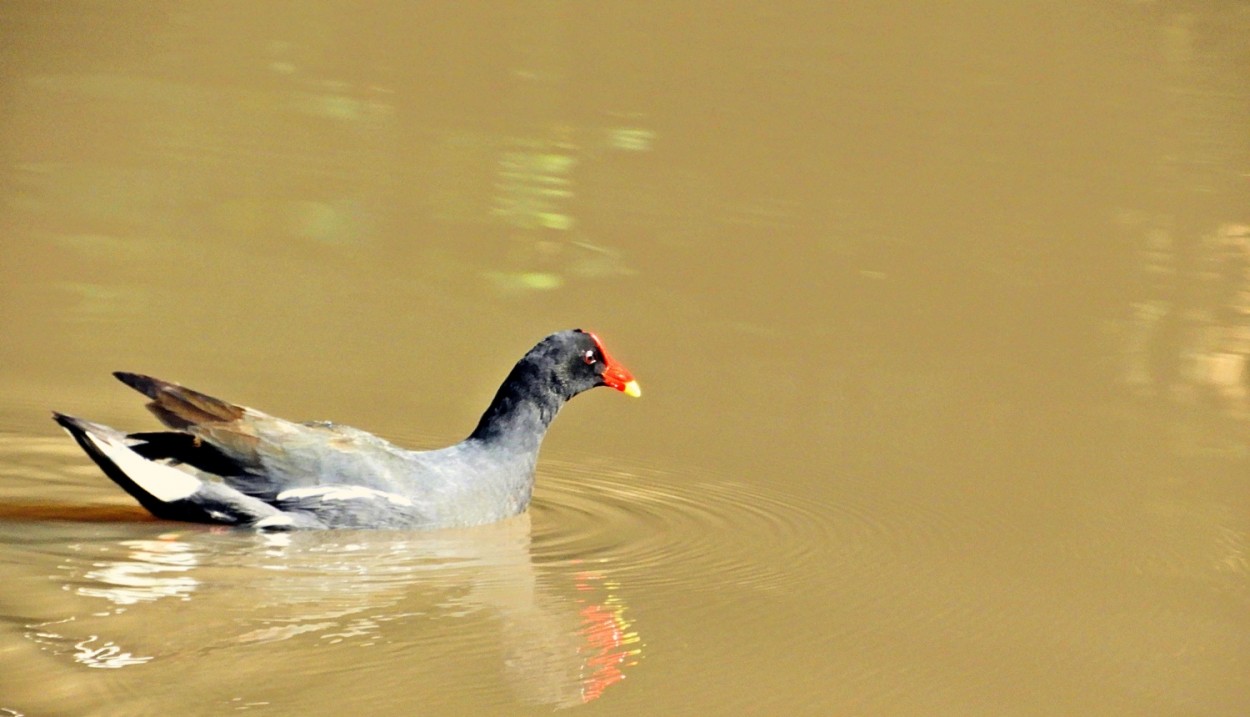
[276,485,413,507]
[85,432,200,503]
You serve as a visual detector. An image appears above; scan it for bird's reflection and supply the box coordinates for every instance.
[76,538,199,605]
[33,513,641,707]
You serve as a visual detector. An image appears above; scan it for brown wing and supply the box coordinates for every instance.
[113,371,244,429]
[112,371,266,469]
[111,371,413,498]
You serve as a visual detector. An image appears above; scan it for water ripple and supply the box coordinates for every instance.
[530,457,844,593]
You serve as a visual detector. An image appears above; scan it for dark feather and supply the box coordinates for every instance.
[51,412,206,522]
[127,431,248,477]
[113,371,243,429]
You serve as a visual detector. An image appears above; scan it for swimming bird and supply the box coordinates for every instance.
[53,329,639,529]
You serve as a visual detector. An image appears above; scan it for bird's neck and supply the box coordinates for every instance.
[467,365,569,452]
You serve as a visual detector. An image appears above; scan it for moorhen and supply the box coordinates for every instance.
[52,329,639,529]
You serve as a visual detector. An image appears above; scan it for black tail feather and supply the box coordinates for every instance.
[51,412,205,522]
[127,431,246,477]
[53,411,301,528]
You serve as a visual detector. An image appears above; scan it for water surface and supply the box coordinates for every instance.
[1,3,1248,715]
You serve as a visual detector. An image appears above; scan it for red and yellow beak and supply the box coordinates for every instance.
[587,332,641,398]
[602,364,642,398]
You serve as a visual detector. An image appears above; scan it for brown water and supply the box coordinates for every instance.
[1,3,1248,715]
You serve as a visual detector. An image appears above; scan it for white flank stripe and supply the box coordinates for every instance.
[254,514,296,529]
[86,433,200,502]
[276,485,413,507]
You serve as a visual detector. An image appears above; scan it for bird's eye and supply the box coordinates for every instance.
[582,350,596,365]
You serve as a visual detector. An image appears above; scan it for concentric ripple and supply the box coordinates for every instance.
[529,456,851,593]
[527,455,1047,603]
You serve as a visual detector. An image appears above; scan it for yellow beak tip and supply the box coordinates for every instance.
[623,380,642,398]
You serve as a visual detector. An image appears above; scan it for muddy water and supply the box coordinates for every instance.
[1,3,1248,715]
